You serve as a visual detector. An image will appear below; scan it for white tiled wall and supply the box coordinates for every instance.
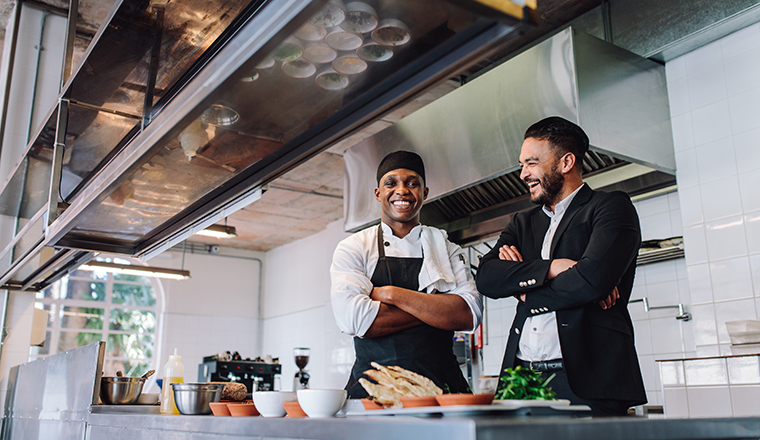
[155,312,259,392]
[153,249,264,390]
[261,220,353,391]
[655,20,760,417]
[660,356,760,418]
[666,22,760,356]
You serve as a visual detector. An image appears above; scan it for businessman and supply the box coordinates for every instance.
[476,117,646,415]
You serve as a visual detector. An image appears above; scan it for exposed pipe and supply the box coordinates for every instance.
[168,246,265,356]
[27,11,50,143]
[601,0,613,44]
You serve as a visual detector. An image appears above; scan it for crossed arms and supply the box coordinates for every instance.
[330,232,483,338]
[476,192,640,312]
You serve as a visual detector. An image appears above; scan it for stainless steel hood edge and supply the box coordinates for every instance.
[343,27,675,234]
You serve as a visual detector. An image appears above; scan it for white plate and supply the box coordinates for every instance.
[346,401,588,418]
[492,399,571,408]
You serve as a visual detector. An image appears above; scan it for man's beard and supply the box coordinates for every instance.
[530,165,564,206]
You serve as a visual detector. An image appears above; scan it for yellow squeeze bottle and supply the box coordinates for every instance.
[160,349,185,415]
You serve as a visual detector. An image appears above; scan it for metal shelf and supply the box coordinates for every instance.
[636,238,684,266]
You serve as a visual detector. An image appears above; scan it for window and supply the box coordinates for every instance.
[30,257,163,376]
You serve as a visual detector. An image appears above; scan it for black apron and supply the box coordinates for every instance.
[345,225,470,398]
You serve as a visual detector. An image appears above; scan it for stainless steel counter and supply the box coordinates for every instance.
[84,412,760,440]
[7,343,760,440]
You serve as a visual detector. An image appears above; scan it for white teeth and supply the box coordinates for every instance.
[527,181,539,188]
[392,201,411,208]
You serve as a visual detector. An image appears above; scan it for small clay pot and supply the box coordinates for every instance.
[227,401,260,416]
[360,398,384,410]
[283,400,308,418]
[435,393,495,406]
[400,396,439,408]
[209,402,231,416]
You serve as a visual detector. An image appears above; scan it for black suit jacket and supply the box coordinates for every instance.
[476,184,646,405]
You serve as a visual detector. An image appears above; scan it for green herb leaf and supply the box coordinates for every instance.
[495,366,557,401]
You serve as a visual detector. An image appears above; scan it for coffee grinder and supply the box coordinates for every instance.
[293,347,310,390]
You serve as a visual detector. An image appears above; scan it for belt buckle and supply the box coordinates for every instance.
[529,360,539,371]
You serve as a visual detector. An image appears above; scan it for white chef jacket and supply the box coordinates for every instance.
[330,222,483,338]
[517,183,584,361]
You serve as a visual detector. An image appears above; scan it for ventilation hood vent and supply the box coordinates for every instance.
[343,27,676,244]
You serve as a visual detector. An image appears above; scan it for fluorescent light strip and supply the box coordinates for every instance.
[194,224,237,239]
[78,261,190,280]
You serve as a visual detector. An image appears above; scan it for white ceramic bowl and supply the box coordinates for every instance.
[252,391,296,417]
[325,27,362,51]
[371,19,411,47]
[297,389,347,418]
[332,55,367,75]
[282,59,317,78]
[303,41,337,64]
[315,68,349,91]
[309,0,346,28]
[340,2,378,34]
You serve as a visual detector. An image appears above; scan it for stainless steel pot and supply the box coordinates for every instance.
[100,376,146,405]
[172,383,224,415]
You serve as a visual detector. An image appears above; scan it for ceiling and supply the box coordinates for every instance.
[6,0,713,252]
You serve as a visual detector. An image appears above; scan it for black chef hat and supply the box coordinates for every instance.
[376,150,426,185]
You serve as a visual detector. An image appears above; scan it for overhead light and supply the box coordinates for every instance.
[194,223,238,239]
[78,261,191,280]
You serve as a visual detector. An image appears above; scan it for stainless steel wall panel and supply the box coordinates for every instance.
[6,419,86,440]
[4,342,104,439]
[572,29,675,173]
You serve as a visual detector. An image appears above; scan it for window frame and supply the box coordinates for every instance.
[30,257,166,377]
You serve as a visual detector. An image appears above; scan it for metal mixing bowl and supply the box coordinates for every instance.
[172,383,224,415]
[100,376,146,405]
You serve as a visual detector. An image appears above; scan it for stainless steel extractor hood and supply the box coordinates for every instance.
[343,27,676,244]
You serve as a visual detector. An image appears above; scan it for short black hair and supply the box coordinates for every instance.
[524,116,589,163]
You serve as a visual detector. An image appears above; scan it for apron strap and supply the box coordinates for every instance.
[376,224,393,285]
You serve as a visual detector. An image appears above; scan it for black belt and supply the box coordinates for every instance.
[518,359,564,372]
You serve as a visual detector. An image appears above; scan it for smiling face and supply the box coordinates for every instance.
[375,168,428,236]
[519,137,570,208]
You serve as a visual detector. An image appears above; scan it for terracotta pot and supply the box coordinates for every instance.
[400,396,439,408]
[227,401,260,416]
[435,393,495,406]
[360,398,384,410]
[283,400,308,418]
[209,401,231,416]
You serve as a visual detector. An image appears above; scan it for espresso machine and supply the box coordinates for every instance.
[198,351,281,392]
[293,347,310,390]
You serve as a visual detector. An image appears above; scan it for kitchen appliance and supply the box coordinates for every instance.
[343,27,676,245]
[293,347,310,390]
[198,354,281,393]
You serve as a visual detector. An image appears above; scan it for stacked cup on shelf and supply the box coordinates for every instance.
[245,0,411,91]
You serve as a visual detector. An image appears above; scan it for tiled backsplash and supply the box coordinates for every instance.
[659,356,760,418]
[654,19,760,417]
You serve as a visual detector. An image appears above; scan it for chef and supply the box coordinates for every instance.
[330,151,483,397]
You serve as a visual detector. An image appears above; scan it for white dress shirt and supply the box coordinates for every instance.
[517,184,585,361]
[331,222,483,337]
